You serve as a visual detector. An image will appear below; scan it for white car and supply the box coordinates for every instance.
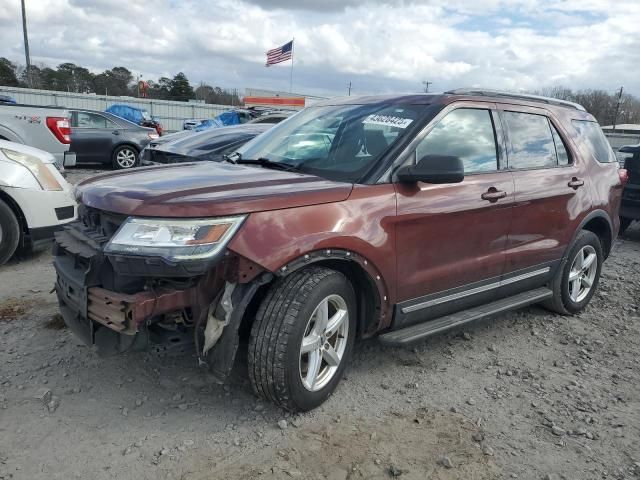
[0,140,77,265]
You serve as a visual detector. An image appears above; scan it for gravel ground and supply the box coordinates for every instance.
[1,167,640,480]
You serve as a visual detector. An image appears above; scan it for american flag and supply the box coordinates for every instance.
[266,40,293,66]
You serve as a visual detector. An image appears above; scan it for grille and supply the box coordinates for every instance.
[55,206,75,221]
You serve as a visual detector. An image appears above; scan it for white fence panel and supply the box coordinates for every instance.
[0,86,232,132]
[605,132,640,161]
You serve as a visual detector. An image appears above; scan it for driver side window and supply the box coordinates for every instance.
[415,108,498,173]
[73,112,117,129]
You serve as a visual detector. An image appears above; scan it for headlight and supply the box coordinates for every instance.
[104,216,246,261]
[1,148,63,191]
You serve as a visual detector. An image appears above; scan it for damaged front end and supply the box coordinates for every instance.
[53,205,270,382]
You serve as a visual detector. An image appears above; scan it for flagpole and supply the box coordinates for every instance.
[289,37,294,93]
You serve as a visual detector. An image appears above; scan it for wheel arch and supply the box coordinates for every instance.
[112,142,140,156]
[239,249,388,340]
[570,209,613,259]
[0,127,21,143]
[308,257,382,338]
[0,190,28,245]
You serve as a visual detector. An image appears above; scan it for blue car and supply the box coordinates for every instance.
[0,94,16,104]
[106,104,163,136]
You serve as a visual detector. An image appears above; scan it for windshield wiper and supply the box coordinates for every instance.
[236,157,301,173]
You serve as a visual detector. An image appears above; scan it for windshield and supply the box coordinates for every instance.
[235,103,427,182]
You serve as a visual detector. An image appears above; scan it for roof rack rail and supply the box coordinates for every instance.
[444,88,586,112]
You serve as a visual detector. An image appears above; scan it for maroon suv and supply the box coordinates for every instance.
[53,89,625,411]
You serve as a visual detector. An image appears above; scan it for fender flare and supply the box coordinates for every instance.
[565,209,613,259]
[274,248,391,335]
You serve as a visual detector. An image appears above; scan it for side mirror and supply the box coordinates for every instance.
[396,154,464,184]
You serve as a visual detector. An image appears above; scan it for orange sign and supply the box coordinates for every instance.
[244,96,305,107]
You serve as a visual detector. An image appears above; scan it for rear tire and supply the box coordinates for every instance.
[248,267,356,412]
[620,217,632,234]
[112,145,138,169]
[542,230,603,315]
[0,200,20,266]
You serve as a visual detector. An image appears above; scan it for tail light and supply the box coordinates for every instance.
[619,168,629,185]
[46,117,71,144]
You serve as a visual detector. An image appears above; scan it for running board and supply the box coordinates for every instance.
[379,287,553,346]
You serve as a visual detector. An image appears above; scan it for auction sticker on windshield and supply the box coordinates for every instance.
[362,114,413,129]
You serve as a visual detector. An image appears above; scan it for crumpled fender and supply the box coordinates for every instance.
[205,272,272,382]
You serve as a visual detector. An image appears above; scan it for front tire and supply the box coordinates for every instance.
[248,267,356,412]
[112,145,138,169]
[543,230,603,315]
[0,200,20,266]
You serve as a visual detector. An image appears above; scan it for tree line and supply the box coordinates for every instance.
[2,57,638,124]
[0,57,242,106]
[533,86,639,127]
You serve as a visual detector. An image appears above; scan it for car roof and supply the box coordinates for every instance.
[247,113,292,123]
[312,89,589,114]
[313,94,437,107]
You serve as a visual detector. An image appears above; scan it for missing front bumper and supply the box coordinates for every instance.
[86,286,199,334]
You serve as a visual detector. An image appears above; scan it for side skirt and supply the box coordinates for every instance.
[379,287,552,346]
[393,261,558,329]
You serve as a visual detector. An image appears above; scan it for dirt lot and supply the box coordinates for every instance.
[1,167,640,480]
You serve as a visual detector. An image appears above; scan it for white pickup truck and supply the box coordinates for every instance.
[0,102,76,168]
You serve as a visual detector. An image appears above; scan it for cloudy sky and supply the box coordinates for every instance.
[1,0,639,97]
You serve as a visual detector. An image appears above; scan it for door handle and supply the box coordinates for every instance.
[112,130,120,135]
[481,188,507,201]
[568,177,584,189]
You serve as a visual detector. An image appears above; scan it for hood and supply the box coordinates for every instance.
[76,162,353,217]
[148,130,192,148]
[151,125,270,158]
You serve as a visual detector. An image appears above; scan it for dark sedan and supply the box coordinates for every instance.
[140,123,271,166]
[70,110,159,169]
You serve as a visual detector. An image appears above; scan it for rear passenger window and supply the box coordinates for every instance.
[550,124,570,165]
[416,108,498,173]
[571,120,616,163]
[503,111,556,169]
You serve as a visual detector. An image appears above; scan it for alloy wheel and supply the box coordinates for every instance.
[568,245,598,303]
[116,148,136,168]
[299,294,349,392]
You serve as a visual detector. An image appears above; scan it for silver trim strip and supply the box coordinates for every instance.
[501,268,550,286]
[401,267,550,314]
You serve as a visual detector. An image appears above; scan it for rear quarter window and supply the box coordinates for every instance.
[502,111,556,169]
[571,120,616,163]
